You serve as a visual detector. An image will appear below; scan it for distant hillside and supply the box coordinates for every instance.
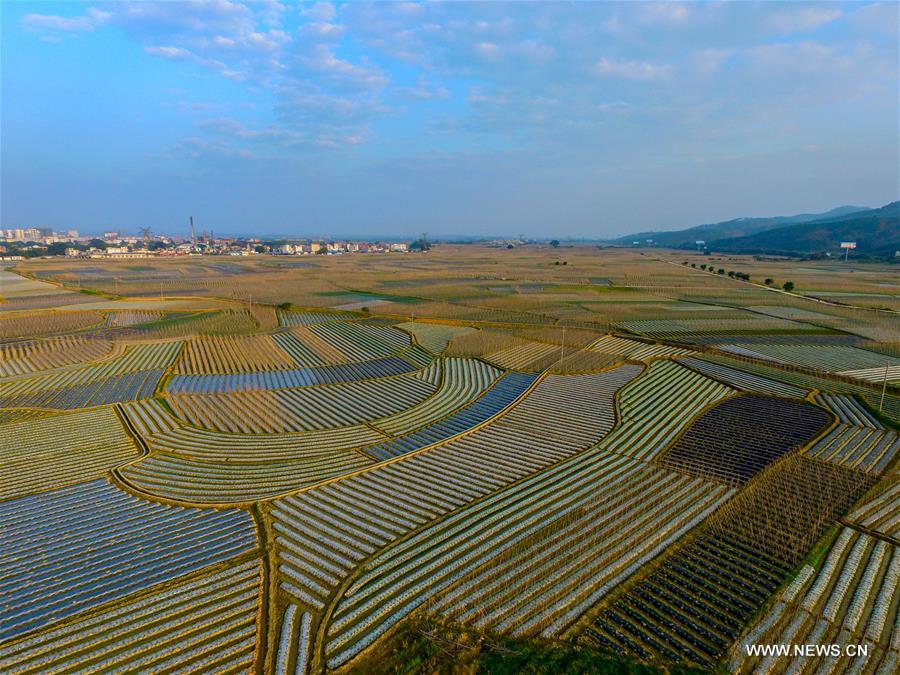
[710,201,900,257]
[613,205,871,248]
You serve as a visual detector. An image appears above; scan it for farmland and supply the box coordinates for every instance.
[1,245,898,673]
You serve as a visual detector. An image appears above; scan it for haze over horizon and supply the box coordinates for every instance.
[2,1,898,238]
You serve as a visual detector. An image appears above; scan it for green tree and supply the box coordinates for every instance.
[783,281,795,292]
[550,240,560,248]
[717,268,725,275]
[764,278,773,285]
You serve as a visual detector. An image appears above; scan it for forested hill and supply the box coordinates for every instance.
[612,205,870,248]
[709,201,899,256]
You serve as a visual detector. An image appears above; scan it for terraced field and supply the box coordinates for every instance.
[657,394,832,485]
[0,559,263,674]
[268,365,641,660]
[0,336,114,376]
[166,371,437,433]
[3,256,898,674]
[0,479,258,639]
[716,343,900,380]
[0,341,181,409]
[395,321,477,353]
[595,359,735,461]
[580,456,877,667]
[1,407,139,500]
[177,334,296,373]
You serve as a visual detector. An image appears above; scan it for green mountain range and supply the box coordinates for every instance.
[615,202,899,257]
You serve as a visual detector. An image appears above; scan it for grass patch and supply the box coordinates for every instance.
[344,617,701,675]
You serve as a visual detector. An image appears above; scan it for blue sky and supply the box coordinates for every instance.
[2,1,898,238]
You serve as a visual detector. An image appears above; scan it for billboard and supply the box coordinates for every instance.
[840,242,857,249]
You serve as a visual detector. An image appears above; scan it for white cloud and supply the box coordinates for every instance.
[397,77,451,100]
[593,57,673,81]
[639,2,691,25]
[145,45,193,60]
[301,2,337,22]
[768,7,842,34]
[299,22,344,39]
[145,45,248,81]
[22,7,110,33]
[474,42,501,62]
[301,45,388,90]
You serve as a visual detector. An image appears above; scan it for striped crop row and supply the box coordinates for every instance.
[731,528,899,675]
[680,356,808,398]
[395,322,476,354]
[804,425,899,476]
[485,341,559,370]
[581,456,876,668]
[588,335,693,360]
[597,360,735,461]
[838,364,900,384]
[361,372,537,461]
[166,355,420,394]
[0,310,104,339]
[105,310,163,327]
[371,358,501,436]
[121,446,373,505]
[0,478,257,639]
[0,341,181,394]
[177,335,296,374]
[325,453,732,667]
[0,559,262,674]
[119,398,182,436]
[0,368,164,410]
[657,395,832,487]
[0,336,114,377]
[273,328,345,367]
[269,364,640,620]
[135,420,384,462]
[847,480,900,539]
[618,316,816,338]
[274,604,312,675]
[1,407,138,501]
[816,393,884,429]
[166,373,437,434]
[276,309,350,327]
[700,353,900,425]
[719,343,900,374]
[305,322,411,362]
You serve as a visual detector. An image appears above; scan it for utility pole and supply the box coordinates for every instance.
[190,216,196,247]
[558,326,566,371]
[880,361,890,412]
